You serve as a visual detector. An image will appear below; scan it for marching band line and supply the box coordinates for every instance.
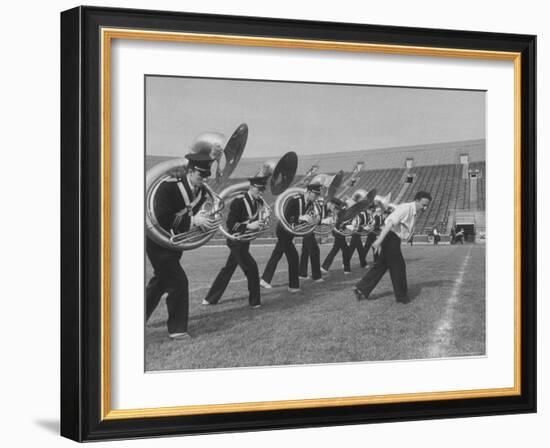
[145,125,432,340]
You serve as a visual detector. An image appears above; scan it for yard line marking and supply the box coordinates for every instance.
[428,246,473,358]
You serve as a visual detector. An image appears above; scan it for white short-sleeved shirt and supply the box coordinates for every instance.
[386,202,417,240]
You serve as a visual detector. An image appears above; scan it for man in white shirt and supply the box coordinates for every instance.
[353,191,432,303]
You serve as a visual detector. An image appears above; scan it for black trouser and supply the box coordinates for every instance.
[262,225,299,288]
[299,233,322,280]
[364,232,379,263]
[348,233,367,267]
[322,233,351,272]
[204,239,260,306]
[355,231,408,301]
[146,238,189,334]
[434,235,441,245]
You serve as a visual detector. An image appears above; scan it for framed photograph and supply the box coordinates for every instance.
[61,6,536,441]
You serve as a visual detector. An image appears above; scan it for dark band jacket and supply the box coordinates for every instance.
[285,193,323,226]
[354,210,374,232]
[350,212,383,235]
[370,213,384,234]
[227,192,264,236]
[152,176,212,235]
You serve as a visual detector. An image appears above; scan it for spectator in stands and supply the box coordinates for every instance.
[353,191,432,304]
[433,227,440,245]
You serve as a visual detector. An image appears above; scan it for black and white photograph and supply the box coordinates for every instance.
[53,2,539,444]
[144,75,486,371]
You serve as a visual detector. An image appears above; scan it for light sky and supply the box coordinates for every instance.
[146,76,485,159]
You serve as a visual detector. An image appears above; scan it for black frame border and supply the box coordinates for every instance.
[61,6,536,442]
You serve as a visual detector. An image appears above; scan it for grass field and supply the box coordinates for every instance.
[145,242,485,371]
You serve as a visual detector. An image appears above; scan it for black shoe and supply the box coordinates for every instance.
[396,296,411,304]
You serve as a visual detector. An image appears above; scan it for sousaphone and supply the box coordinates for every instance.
[274,170,344,237]
[145,123,248,251]
[333,188,378,237]
[218,151,298,241]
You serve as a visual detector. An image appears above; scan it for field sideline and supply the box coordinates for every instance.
[145,243,485,371]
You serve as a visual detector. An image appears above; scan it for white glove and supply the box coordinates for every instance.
[193,213,218,230]
[299,214,312,223]
[345,224,355,231]
[321,217,334,225]
[246,221,261,231]
[192,214,208,227]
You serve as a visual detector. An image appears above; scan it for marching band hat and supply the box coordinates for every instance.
[185,152,214,177]
[248,175,269,190]
[329,197,345,208]
[306,182,322,194]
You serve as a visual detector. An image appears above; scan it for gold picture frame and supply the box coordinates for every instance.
[61,6,536,441]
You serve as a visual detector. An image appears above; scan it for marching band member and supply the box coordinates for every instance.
[354,191,432,304]
[146,151,217,340]
[299,197,325,283]
[347,208,369,268]
[321,198,352,275]
[363,206,383,263]
[261,182,322,292]
[202,175,269,308]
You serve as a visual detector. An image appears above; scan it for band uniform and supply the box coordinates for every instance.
[262,183,322,289]
[202,177,268,307]
[299,197,325,281]
[145,153,214,338]
[321,197,352,274]
[348,209,369,268]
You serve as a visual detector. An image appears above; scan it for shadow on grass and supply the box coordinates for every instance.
[146,275,452,341]
[359,279,454,303]
[183,273,362,337]
[146,287,306,340]
[188,292,304,337]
